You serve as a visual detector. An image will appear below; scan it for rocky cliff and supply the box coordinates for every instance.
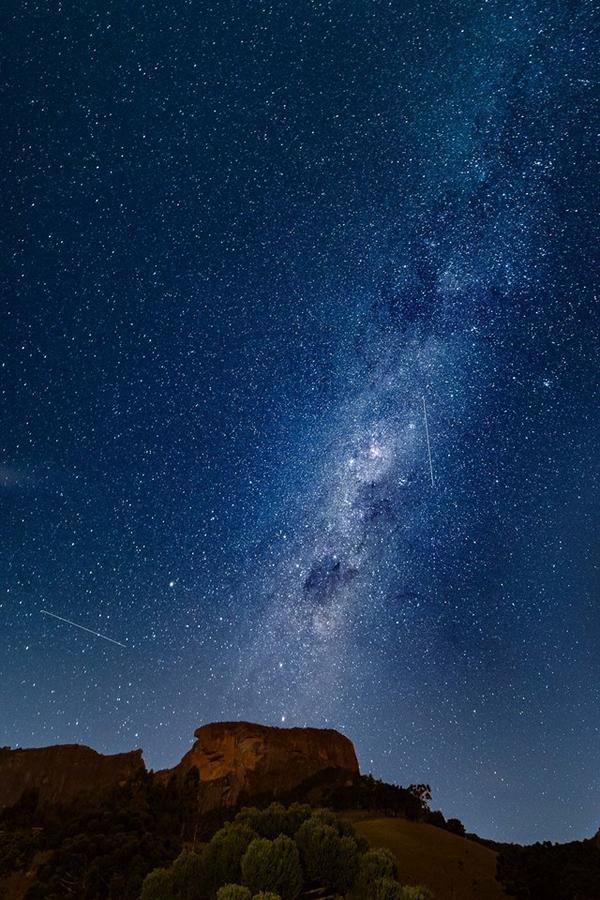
[0,722,359,815]
[166,720,359,812]
[0,744,145,810]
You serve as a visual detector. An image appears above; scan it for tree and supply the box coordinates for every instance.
[425,810,446,828]
[252,894,281,900]
[496,839,600,899]
[327,775,430,821]
[445,817,465,836]
[407,785,431,804]
[241,836,302,900]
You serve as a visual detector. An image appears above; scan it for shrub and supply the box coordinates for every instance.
[295,818,335,881]
[398,887,434,899]
[371,878,405,900]
[216,886,252,900]
[140,866,176,900]
[204,824,257,891]
[370,881,433,900]
[169,850,208,900]
[337,834,361,891]
[254,804,296,840]
[241,835,302,900]
[353,847,398,899]
[294,816,359,892]
[141,803,408,900]
[235,804,312,839]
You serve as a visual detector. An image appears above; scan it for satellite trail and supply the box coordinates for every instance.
[41,609,127,648]
[422,396,435,487]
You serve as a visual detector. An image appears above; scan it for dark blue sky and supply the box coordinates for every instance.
[1,0,598,843]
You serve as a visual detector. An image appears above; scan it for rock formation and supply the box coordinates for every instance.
[0,744,145,810]
[166,720,359,812]
[0,722,360,815]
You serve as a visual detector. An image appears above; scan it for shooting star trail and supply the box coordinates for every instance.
[40,609,127,648]
[422,396,435,488]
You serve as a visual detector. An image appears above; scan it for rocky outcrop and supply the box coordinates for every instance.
[0,722,360,816]
[166,720,359,812]
[0,744,145,810]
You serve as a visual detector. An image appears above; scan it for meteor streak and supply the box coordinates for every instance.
[40,609,127,648]
[422,396,435,488]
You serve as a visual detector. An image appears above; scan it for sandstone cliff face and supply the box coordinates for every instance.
[0,744,145,810]
[0,722,360,815]
[168,721,359,812]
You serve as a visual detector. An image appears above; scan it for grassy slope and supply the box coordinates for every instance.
[344,812,509,900]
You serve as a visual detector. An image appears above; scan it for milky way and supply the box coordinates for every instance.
[1,0,598,844]
[236,0,594,731]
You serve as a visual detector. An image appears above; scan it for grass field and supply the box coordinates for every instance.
[344,812,510,900]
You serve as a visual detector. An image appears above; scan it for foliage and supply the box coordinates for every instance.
[19,772,184,899]
[321,775,465,838]
[444,818,465,837]
[295,814,359,892]
[168,850,208,900]
[398,887,434,899]
[235,803,312,840]
[371,877,405,900]
[424,810,445,828]
[1,783,433,900]
[496,838,600,899]
[353,847,398,899]
[203,823,257,892]
[422,807,468,839]
[140,866,177,900]
[406,785,432,805]
[240,835,302,900]
[327,774,431,820]
[136,802,429,900]
[139,851,207,900]
[216,886,252,900]
[0,827,42,879]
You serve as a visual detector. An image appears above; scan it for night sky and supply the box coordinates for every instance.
[1,1,598,845]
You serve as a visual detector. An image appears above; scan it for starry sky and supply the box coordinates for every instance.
[1,0,598,844]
